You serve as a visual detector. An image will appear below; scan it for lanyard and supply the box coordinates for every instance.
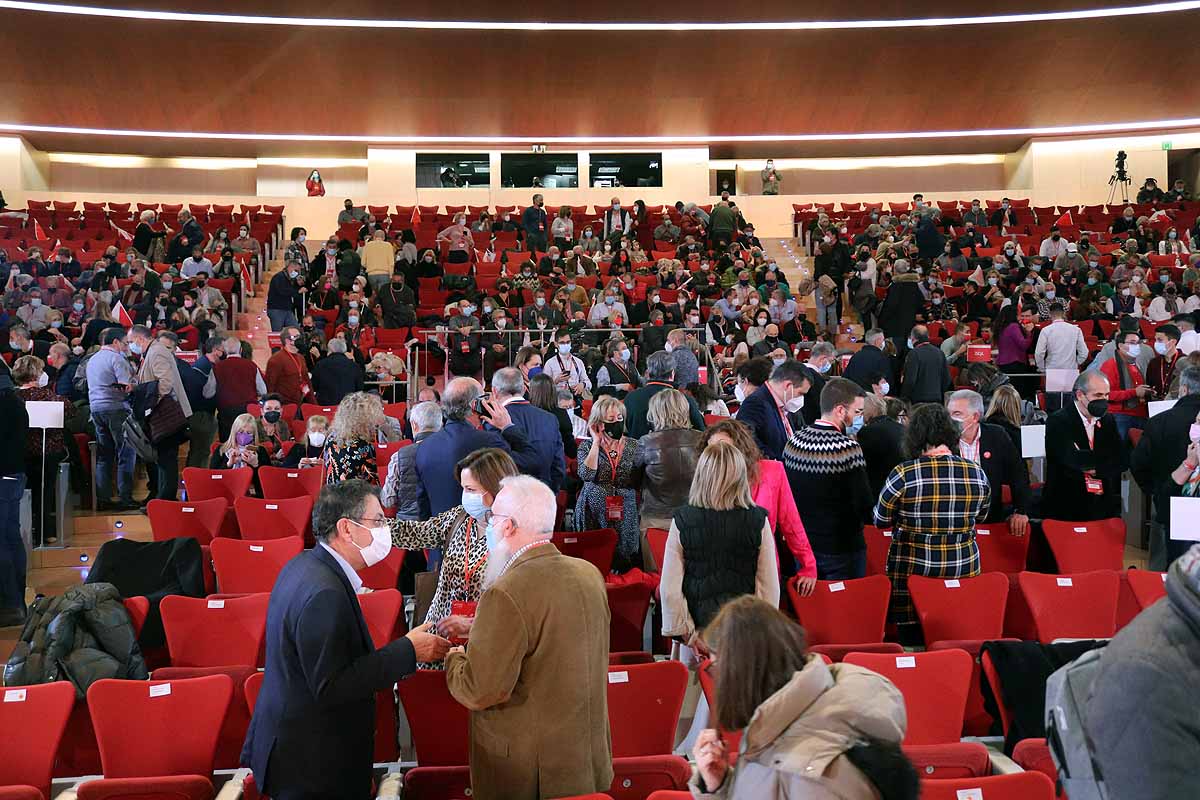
[605,439,625,484]
[460,517,488,590]
[610,360,631,384]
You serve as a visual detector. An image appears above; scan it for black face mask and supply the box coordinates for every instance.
[1085,399,1108,418]
[603,420,625,440]
[263,411,281,424]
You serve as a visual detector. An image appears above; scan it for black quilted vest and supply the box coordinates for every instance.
[674,504,767,632]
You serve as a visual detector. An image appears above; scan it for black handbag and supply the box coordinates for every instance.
[147,394,189,444]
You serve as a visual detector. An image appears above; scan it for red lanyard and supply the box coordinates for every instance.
[460,517,488,589]
[605,439,625,484]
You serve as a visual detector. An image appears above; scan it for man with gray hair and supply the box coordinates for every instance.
[623,350,706,439]
[488,367,565,492]
[445,475,613,800]
[665,327,699,388]
[1043,370,1126,522]
[311,336,364,406]
[212,335,266,440]
[843,327,894,394]
[736,359,812,460]
[414,376,537,516]
[801,340,837,425]
[1132,365,1200,567]
[947,388,1031,536]
[382,401,442,520]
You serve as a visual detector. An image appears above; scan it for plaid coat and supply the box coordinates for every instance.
[873,454,991,626]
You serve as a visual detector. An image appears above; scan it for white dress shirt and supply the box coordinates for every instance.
[319,541,365,594]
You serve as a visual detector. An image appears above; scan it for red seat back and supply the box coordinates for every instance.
[1042,518,1125,572]
[146,498,228,546]
[863,525,892,576]
[258,465,323,500]
[902,742,992,779]
[1126,568,1168,610]
[973,520,1030,573]
[607,582,653,653]
[609,755,692,800]
[150,664,256,770]
[243,671,264,713]
[1012,738,1057,785]
[160,593,270,667]
[918,772,1056,800]
[908,572,1009,644]
[209,536,302,594]
[181,468,254,504]
[844,648,974,744]
[1018,570,1120,643]
[645,527,668,573]
[0,682,75,799]
[87,674,233,778]
[787,576,890,645]
[358,588,405,648]
[808,642,903,663]
[122,596,150,638]
[396,670,469,766]
[357,547,405,591]
[233,495,314,541]
[402,766,471,799]
[607,661,688,757]
[301,403,338,420]
[552,528,617,576]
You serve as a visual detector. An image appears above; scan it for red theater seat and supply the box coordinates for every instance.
[1018,570,1120,643]
[209,536,302,595]
[0,682,75,800]
[160,593,270,668]
[918,772,1056,800]
[787,576,890,646]
[607,661,687,757]
[844,649,973,744]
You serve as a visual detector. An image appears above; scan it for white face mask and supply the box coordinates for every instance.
[348,519,391,567]
[734,383,746,403]
[879,381,890,395]
[785,393,805,413]
[307,431,326,447]
[37,372,50,387]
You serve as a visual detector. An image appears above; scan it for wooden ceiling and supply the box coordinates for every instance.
[3,1,1199,158]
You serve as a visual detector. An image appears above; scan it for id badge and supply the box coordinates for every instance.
[1085,476,1104,495]
[605,495,624,521]
[448,600,478,646]
[460,341,470,353]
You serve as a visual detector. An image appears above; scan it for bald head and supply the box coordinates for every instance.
[443,376,484,421]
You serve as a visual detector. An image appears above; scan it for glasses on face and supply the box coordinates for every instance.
[354,516,389,528]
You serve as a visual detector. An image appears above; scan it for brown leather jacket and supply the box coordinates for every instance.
[633,427,703,521]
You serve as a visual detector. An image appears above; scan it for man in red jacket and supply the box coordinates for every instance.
[265,326,310,406]
[212,336,266,440]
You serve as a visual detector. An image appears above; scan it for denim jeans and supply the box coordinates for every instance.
[813,549,867,581]
[1113,413,1145,445]
[92,408,135,503]
[366,273,390,294]
[814,292,840,334]
[0,473,28,611]
[266,308,298,332]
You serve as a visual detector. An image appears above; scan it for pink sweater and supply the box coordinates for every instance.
[754,459,817,578]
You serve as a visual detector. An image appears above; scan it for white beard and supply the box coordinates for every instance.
[481,540,511,591]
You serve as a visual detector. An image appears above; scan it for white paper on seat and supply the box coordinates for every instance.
[266,504,278,510]
[565,537,578,543]
[1045,369,1079,393]
[149,683,171,697]
[1021,425,1046,459]
[287,472,299,477]
[211,474,223,480]
[207,599,225,609]
[1169,497,1200,541]
[895,656,916,669]
[4,689,26,702]
[944,579,961,588]
[955,789,983,800]
[182,507,195,513]
[828,582,845,593]
[250,545,264,552]
[1057,577,1073,587]
[25,400,64,429]
[1073,526,1087,532]
[977,528,990,536]
[1149,399,1178,417]
[608,671,629,684]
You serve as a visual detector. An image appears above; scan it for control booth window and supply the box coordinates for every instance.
[416,153,490,188]
[589,153,663,188]
[500,154,579,188]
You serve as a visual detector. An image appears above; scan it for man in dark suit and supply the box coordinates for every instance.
[948,389,1031,534]
[622,351,706,439]
[842,328,894,394]
[1131,364,1200,568]
[242,480,450,800]
[1043,370,1127,522]
[414,377,537,516]
[311,337,364,405]
[488,367,565,493]
[876,260,925,347]
[734,359,812,460]
[900,324,952,405]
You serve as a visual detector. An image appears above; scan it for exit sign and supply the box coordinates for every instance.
[1163,141,1174,150]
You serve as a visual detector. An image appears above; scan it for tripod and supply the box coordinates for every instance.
[1107,171,1131,206]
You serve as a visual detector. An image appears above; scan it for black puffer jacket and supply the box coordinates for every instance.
[4,583,148,697]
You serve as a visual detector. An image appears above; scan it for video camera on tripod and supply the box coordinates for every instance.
[1108,149,1132,204]
[1115,150,1129,183]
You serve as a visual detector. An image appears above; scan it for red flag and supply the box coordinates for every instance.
[410,206,421,227]
[113,301,134,328]
[33,217,46,241]
[1055,210,1073,228]
[239,260,253,296]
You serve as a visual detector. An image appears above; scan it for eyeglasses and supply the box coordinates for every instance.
[353,516,389,528]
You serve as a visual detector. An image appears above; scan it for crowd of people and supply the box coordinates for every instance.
[4,184,1200,799]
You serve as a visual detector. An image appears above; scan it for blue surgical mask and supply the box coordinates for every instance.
[485,519,500,550]
[1154,341,1169,356]
[528,366,543,378]
[1161,275,1170,284]
[129,341,143,355]
[461,490,488,521]
[848,414,865,434]
[907,338,916,350]
[1087,278,1098,286]
[73,302,84,312]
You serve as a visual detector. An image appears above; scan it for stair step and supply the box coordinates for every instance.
[73,513,151,535]
[26,566,91,593]
[31,546,102,569]
[72,530,152,547]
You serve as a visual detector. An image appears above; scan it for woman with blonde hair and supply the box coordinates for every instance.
[699,420,817,594]
[984,383,1024,453]
[575,395,641,571]
[323,391,387,484]
[210,412,272,496]
[388,447,517,665]
[633,388,703,537]
[659,441,780,656]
